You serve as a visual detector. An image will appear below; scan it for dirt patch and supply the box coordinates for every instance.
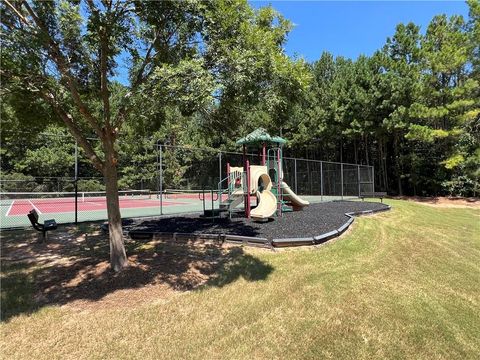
[393,196,480,208]
[49,240,234,311]
[2,225,272,314]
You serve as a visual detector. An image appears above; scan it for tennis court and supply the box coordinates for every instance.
[0,189,347,229]
[0,190,218,229]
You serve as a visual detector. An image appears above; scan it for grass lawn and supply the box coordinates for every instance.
[1,199,479,359]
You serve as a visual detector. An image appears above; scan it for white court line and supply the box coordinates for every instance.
[28,200,42,214]
[5,200,14,216]
[84,201,104,207]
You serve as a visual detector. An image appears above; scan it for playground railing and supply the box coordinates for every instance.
[198,189,219,216]
[217,170,244,217]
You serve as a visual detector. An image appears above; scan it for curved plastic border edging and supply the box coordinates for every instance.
[126,205,391,250]
[270,205,391,248]
[127,230,271,248]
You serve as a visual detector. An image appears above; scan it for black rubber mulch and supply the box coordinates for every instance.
[123,201,389,240]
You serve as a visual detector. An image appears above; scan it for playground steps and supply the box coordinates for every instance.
[201,208,227,218]
[200,189,244,219]
[219,193,243,210]
[201,208,244,220]
[282,203,293,212]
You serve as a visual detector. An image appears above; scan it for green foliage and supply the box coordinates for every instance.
[150,58,216,116]
[405,124,449,142]
[0,173,37,192]
[14,126,75,177]
[441,175,478,196]
[161,148,190,189]
[441,153,466,169]
[77,179,105,192]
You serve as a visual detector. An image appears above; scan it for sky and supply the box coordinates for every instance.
[250,1,470,61]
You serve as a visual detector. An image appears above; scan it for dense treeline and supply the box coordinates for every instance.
[283,3,480,196]
[2,1,479,197]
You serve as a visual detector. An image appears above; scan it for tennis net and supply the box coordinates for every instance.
[157,188,220,200]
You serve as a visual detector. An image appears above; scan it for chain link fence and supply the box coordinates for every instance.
[1,142,374,229]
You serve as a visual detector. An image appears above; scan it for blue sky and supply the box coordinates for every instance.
[250,1,470,61]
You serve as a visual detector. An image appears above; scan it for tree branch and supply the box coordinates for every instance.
[112,28,162,129]
[19,1,104,138]
[99,26,111,126]
[3,0,29,24]
[41,91,105,173]
[133,30,161,90]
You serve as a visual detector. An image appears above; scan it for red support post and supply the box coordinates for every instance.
[246,159,251,218]
[277,148,282,216]
[262,143,266,166]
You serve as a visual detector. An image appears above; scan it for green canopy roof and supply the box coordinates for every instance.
[235,128,287,146]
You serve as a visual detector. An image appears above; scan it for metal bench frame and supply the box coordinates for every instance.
[27,209,57,242]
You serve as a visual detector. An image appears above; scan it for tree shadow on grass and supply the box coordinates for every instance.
[205,247,273,287]
[1,221,273,322]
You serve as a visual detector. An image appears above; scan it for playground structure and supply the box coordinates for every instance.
[212,129,309,221]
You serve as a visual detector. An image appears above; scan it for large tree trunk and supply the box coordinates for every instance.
[393,133,403,196]
[379,137,388,192]
[104,143,128,272]
[364,134,370,165]
[384,144,389,192]
[377,139,383,189]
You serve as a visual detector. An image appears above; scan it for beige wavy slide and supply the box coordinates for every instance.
[250,190,277,220]
[281,182,310,209]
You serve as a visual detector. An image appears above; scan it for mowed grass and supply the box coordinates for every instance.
[1,199,479,359]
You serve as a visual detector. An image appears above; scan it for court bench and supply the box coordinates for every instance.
[27,209,57,242]
[359,192,387,203]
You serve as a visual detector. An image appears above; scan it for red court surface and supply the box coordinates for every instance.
[6,197,187,216]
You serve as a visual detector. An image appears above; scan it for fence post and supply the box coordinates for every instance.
[372,165,375,193]
[357,165,361,198]
[159,144,163,215]
[245,159,251,218]
[218,152,222,187]
[341,163,344,200]
[307,160,312,195]
[74,140,78,224]
[294,158,298,194]
[320,161,323,202]
[277,148,282,217]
